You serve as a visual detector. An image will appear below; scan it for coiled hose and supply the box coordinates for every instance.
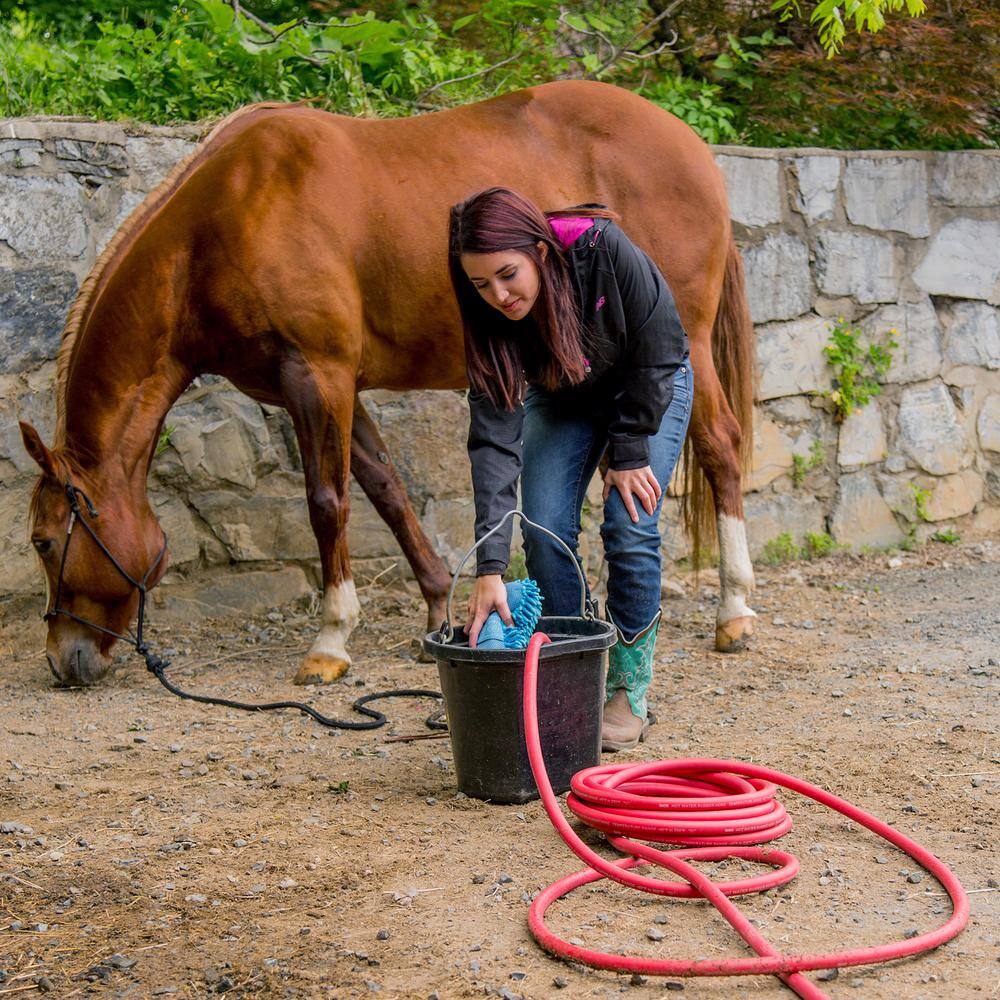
[521,633,969,999]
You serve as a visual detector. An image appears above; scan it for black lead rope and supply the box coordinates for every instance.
[47,479,447,733]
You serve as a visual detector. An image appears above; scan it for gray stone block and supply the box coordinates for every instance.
[930,153,1000,207]
[715,155,783,227]
[896,381,969,475]
[938,301,1000,370]
[0,371,55,474]
[843,157,930,237]
[744,491,825,559]
[923,469,984,521]
[837,402,886,468]
[0,138,43,169]
[755,314,834,400]
[54,137,128,179]
[978,393,1000,453]
[863,297,942,384]
[792,156,840,223]
[0,482,41,594]
[830,471,904,548]
[0,175,89,258]
[126,136,196,191]
[912,219,1000,301]
[743,233,812,323]
[0,268,77,373]
[815,230,897,304]
[152,565,312,621]
[188,482,314,562]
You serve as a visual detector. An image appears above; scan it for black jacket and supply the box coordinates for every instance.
[467,218,689,575]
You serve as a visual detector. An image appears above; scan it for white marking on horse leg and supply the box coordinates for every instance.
[717,513,756,624]
[308,579,360,664]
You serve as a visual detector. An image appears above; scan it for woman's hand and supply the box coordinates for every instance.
[466,574,513,649]
[603,465,662,523]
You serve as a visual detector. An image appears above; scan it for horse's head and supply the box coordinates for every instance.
[20,422,169,686]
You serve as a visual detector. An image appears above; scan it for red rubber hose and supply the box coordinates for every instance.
[522,633,969,999]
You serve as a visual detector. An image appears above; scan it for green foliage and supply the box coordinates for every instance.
[933,527,961,545]
[636,75,737,144]
[759,532,802,565]
[154,423,175,458]
[804,530,839,558]
[711,28,792,91]
[771,0,926,56]
[823,317,897,422]
[909,481,932,522]
[760,528,841,564]
[791,439,825,488]
[329,779,350,793]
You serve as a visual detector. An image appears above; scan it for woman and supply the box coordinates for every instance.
[448,187,692,751]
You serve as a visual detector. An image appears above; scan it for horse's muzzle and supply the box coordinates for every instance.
[47,639,111,687]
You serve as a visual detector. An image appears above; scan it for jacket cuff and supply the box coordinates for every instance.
[608,434,650,471]
[476,559,508,577]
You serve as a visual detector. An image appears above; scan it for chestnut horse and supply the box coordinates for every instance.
[20,80,756,688]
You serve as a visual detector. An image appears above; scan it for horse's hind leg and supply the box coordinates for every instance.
[688,338,757,653]
[350,396,450,631]
[281,353,359,685]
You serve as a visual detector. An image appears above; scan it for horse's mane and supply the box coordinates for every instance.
[54,102,292,445]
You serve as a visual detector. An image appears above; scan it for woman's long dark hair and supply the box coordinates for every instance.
[448,187,615,410]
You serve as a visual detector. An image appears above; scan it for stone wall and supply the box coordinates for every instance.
[2,120,998,610]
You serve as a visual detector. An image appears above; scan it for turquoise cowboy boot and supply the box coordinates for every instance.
[602,610,660,752]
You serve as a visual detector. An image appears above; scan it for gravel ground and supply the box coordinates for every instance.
[0,537,997,999]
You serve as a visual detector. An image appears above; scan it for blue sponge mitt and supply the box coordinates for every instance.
[476,578,544,650]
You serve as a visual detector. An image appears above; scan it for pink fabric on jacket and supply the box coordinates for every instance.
[548,216,595,250]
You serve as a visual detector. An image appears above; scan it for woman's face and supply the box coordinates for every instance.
[461,242,547,321]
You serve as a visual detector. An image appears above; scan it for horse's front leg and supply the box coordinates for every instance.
[688,339,757,652]
[282,354,359,685]
[350,396,450,632]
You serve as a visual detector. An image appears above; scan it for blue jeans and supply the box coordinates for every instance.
[520,363,694,640]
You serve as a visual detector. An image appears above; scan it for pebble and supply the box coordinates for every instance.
[278,878,297,889]
[903,928,920,939]
[971,776,984,788]
[0,822,33,835]
[907,872,923,884]
[817,968,839,982]
[653,914,668,925]
[425,798,438,806]
[185,894,207,903]
[471,874,487,884]
[875,855,889,865]
[376,929,390,941]
[168,744,181,753]
[646,928,665,941]
[509,971,526,981]
[888,557,902,569]
[34,977,53,993]
[842,708,853,717]
[552,978,568,989]
[109,954,137,970]
[630,974,647,986]
[498,873,513,884]
[241,770,258,781]
[233,839,248,848]
[663,984,684,992]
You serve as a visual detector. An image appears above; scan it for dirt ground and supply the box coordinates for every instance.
[0,537,997,1000]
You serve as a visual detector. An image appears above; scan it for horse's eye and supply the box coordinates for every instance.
[32,538,53,556]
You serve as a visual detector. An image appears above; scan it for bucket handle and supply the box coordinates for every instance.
[441,509,594,643]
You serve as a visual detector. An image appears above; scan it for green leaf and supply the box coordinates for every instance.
[563,13,589,33]
[452,14,478,31]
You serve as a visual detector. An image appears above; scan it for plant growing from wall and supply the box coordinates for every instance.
[791,438,825,487]
[822,316,896,422]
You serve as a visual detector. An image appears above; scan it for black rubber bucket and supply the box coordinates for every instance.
[422,511,616,804]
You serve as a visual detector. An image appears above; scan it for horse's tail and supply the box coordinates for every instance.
[681,237,756,568]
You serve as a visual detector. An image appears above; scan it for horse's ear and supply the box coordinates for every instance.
[19,422,57,478]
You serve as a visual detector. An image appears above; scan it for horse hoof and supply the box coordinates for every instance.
[293,653,350,686]
[715,615,756,653]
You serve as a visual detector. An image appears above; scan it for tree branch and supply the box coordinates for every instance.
[580,0,686,79]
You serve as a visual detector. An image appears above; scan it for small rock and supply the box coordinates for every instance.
[35,977,53,993]
[842,708,853,717]
[888,557,902,568]
[552,978,568,989]
[904,928,920,939]
[817,968,839,982]
[425,797,437,806]
[278,878,297,889]
[376,929,390,941]
[653,914,668,924]
[907,872,923,884]
[646,928,665,941]
[902,804,920,814]
[509,971,526,981]
[109,953,137,970]
[971,776,984,788]
[630,973,647,986]
[498,873,514,884]
[241,770,258,781]
[185,894,207,903]
[0,822,33,835]
[471,874,487,884]
[663,984,684,992]
[875,855,889,865]
[232,838,248,848]
[168,744,181,753]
